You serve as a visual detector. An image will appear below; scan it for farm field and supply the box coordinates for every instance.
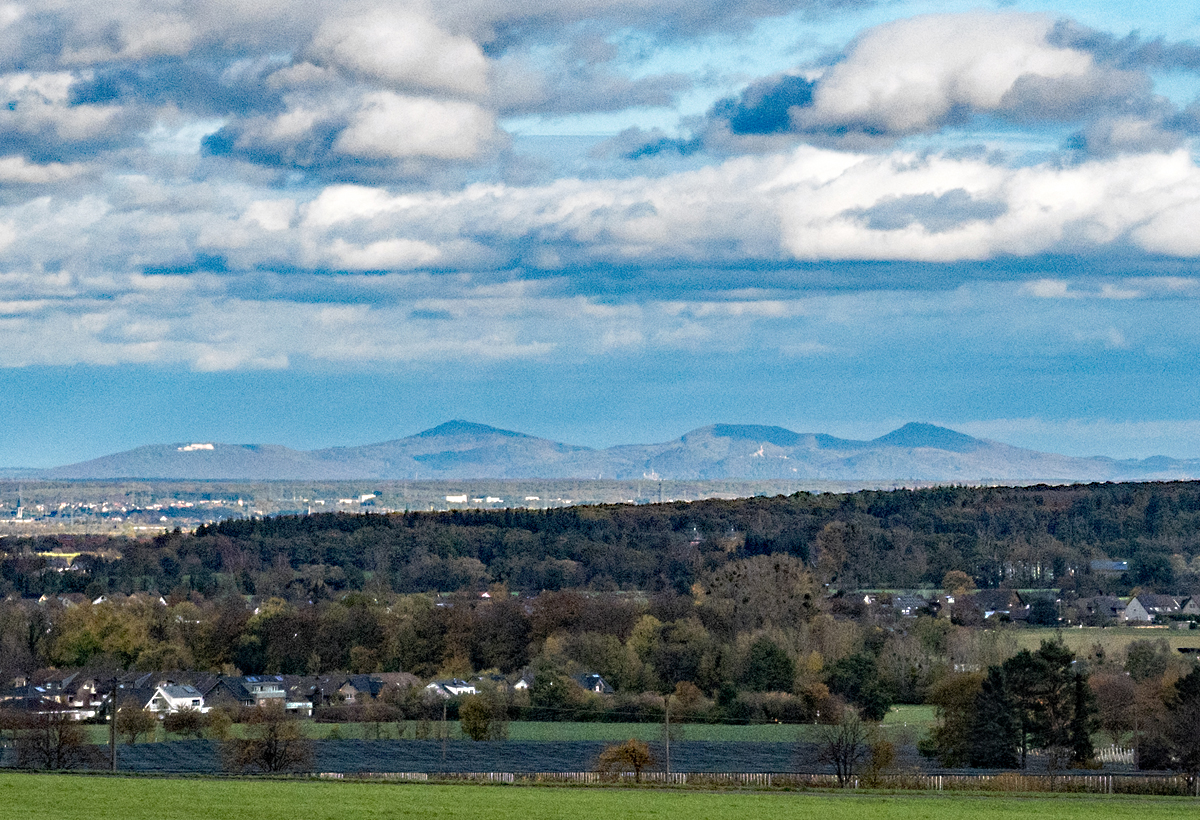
[4,773,1200,820]
[82,705,936,745]
[1014,627,1200,656]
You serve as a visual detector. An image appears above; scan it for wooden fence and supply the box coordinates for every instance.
[318,770,1200,795]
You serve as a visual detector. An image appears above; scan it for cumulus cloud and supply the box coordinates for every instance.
[9,142,1200,292]
[635,10,1193,159]
[307,9,489,98]
[0,154,86,182]
[802,13,1104,135]
[845,189,1007,234]
[333,92,497,161]
[0,3,1199,379]
[0,71,144,161]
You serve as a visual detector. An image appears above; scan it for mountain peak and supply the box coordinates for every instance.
[708,424,803,447]
[872,422,982,453]
[414,420,527,439]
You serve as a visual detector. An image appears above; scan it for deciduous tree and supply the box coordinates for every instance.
[222,704,313,773]
[815,709,873,787]
[116,700,157,744]
[13,706,100,769]
[162,707,207,739]
[595,738,656,783]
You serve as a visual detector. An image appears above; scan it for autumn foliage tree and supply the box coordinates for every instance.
[596,739,656,782]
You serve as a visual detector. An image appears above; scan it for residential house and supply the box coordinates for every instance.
[1125,594,1181,623]
[146,683,206,714]
[202,675,287,709]
[1076,595,1127,624]
[339,674,386,704]
[425,679,477,698]
[890,594,931,617]
[965,589,1026,620]
[573,673,614,695]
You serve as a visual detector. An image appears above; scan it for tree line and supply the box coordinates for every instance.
[5,481,1200,602]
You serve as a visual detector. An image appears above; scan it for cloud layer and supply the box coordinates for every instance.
[1,2,1200,461]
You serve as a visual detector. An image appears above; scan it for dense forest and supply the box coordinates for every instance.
[4,481,1200,601]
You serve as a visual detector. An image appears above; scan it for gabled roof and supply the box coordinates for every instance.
[1133,594,1181,612]
[158,684,203,700]
[1079,595,1126,614]
[341,675,385,697]
[967,589,1023,611]
[572,673,614,694]
[891,594,930,613]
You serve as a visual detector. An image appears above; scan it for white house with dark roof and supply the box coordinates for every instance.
[425,679,477,698]
[146,683,207,714]
[573,673,614,694]
[1125,594,1181,623]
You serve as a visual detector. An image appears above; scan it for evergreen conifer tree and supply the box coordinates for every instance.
[1070,672,1098,765]
[967,666,1020,769]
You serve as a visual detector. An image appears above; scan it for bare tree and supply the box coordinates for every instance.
[815,709,873,787]
[13,706,101,770]
[223,704,313,774]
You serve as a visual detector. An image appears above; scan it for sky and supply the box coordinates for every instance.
[3,0,1200,466]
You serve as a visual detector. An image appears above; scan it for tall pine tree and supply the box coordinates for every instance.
[1070,671,1098,765]
[967,666,1020,769]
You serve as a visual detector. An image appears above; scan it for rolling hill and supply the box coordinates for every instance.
[39,421,1200,482]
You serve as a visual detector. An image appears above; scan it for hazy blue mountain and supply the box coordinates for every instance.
[40,421,1200,482]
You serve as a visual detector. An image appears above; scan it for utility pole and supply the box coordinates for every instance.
[109,677,118,772]
[441,700,448,767]
[664,694,670,777]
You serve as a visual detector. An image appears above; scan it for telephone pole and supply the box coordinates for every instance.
[664,694,671,777]
[109,677,118,771]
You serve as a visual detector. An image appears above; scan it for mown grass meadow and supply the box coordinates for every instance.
[5,772,1200,820]
[81,704,938,745]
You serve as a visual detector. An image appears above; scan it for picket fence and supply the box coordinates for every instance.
[317,770,1200,795]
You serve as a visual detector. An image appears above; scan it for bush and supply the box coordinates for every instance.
[116,702,157,744]
[162,708,206,739]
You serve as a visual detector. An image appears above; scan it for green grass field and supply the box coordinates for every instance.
[84,705,936,745]
[1014,626,1200,656]
[4,773,1199,820]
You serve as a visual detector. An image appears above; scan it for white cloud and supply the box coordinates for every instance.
[308,9,488,97]
[333,92,497,160]
[1024,279,1072,299]
[242,199,295,232]
[0,155,86,183]
[329,237,441,269]
[756,11,1157,145]
[0,71,130,143]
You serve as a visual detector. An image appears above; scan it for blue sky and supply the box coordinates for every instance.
[3,0,1200,467]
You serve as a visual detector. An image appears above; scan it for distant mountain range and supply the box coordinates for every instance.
[37,420,1200,483]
